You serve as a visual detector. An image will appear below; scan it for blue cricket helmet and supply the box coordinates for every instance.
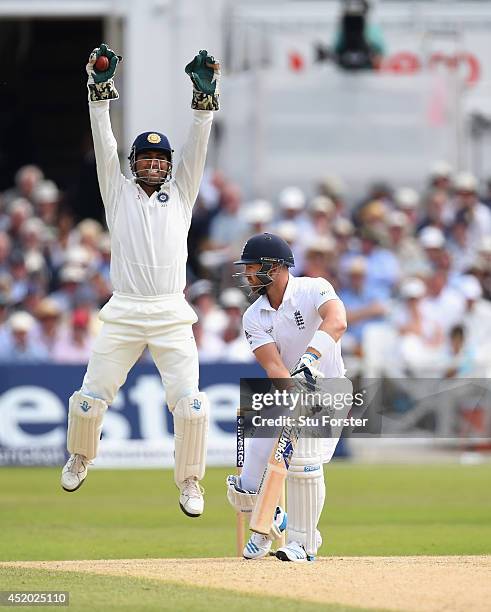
[234,233,295,268]
[128,131,174,184]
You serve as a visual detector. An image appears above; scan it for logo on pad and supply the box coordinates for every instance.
[80,400,91,413]
[192,399,202,411]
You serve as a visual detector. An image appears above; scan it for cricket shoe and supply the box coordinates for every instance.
[178,478,204,517]
[61,453,88,492]
[276,532,322,563]
[243,506,287,560]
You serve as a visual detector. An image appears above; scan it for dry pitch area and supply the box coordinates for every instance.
[2,556,490,612]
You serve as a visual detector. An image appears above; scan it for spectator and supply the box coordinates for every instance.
[418,226,447,270]
[242,200,274,238]
[447,212,474,274]
[418,188,453,232]
[453,172,491,245]
[0,232,11,275]
[52,308,94,364]
[395,278,444,376]
[421,269,465,334]
[300,236,337,281]
[193,318,225,363]
[218,287,252,362]
[458,275,491,363]
[338,256,388,354]
[444,325,477,378]
[0,311,48,363]
[2,165,44,207]
[9,250,30,305]
[7,198,33,249]
[32,180,60,230]
[32,298,63,354]
[357,229,400,297]
[308,196,335,238]
[429,160,453,193]
[48,265,87,311]
[386,210,427,276]
[275,186,312,235]
[394,187,420,229]
[187,279,227,335]
[208,183,247,248]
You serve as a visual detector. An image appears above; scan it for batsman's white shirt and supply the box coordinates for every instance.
[89,100,213,296]
[242,275,345,377]
[242,275,346,465]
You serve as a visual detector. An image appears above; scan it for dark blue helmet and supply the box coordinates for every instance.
[128,131,174,185]
[234,233,294,295]
[234,233,295,268]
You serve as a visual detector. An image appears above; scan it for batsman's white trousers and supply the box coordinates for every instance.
[81,292,199,409]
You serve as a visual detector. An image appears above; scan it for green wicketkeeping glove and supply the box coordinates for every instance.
[86,43,122,102]
[185,50,220,111]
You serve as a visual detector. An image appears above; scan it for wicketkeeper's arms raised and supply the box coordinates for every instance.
[185,50,220,111]
[86,43,122,102]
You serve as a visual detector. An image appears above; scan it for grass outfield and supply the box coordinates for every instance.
[0,567,386,612]
[0,463,490,561]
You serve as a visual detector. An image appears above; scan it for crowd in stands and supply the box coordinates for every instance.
[1,160,491,377]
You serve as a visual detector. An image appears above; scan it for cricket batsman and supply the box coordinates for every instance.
[227,233,348,561]
[60,44,220,518]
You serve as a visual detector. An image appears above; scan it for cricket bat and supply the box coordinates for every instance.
[249,422,301,535]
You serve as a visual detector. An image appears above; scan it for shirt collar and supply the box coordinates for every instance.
[259,274,295,311]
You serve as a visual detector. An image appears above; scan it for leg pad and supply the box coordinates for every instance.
[67,391,108,461]
[171,392,209,486]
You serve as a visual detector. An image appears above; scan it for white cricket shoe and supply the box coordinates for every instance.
[178,478,204,517]
[276,541,313,562]
[243,506,287,560]
[61,453,88,492]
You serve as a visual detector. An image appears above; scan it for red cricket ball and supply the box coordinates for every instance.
[94,56,109,72]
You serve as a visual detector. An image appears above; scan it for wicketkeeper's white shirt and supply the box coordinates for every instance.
[89,100,213,296]
[242,275,345,377]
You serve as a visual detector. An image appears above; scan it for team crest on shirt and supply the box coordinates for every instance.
[293,310,305,330]
[157,192,169,205]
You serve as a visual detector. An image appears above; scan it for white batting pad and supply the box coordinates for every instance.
[67,391,108,461]
[226,475,257,513]
[171,392,209,485]
[287,437,326,556]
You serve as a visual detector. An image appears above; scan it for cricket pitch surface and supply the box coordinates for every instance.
[2,556,490,612]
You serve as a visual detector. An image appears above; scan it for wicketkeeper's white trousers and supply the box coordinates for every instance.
[81,292,199,409]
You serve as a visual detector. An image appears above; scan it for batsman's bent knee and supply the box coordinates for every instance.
[171,392,209,486]
[67,391,108,461]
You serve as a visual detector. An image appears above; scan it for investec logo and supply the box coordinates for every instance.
[275,426,293,462]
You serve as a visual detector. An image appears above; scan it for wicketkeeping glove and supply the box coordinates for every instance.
[185,50,220,111]
[86,43,121,102]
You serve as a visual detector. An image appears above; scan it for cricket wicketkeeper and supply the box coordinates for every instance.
[60,44,220,518]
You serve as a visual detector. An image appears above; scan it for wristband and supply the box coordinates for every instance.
[308,330,335,358]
